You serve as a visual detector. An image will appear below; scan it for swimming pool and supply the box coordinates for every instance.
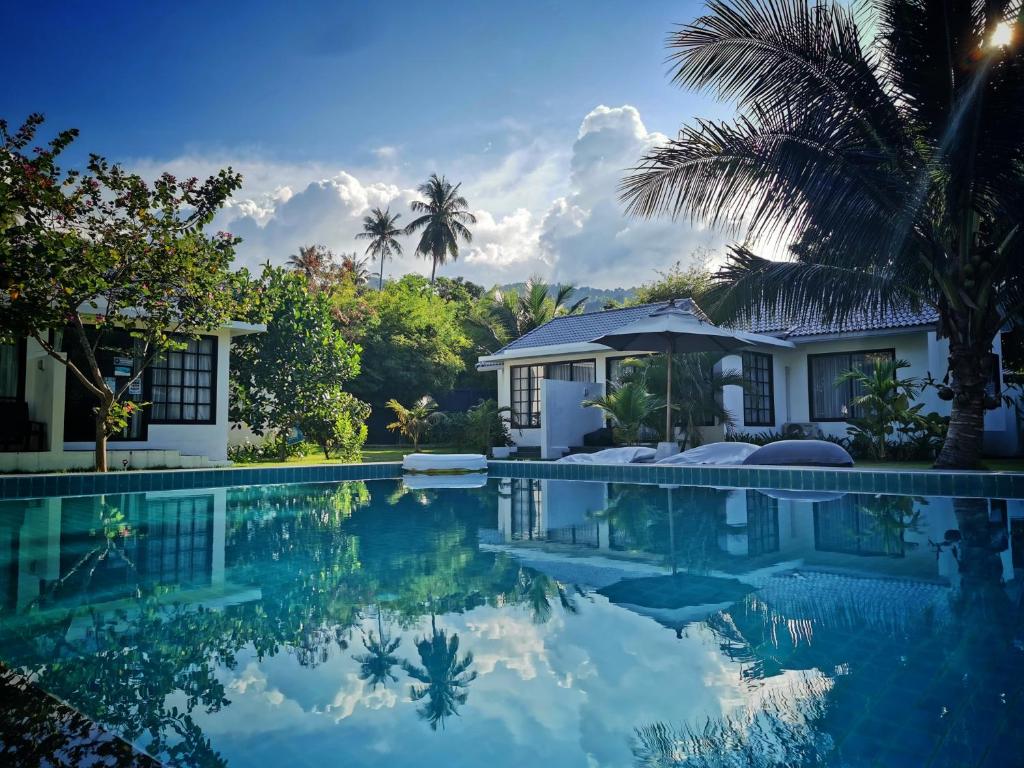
[1,475,1021,767]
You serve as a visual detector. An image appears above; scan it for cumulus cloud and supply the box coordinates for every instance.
[540,105,725,287]
[133,104,723,288]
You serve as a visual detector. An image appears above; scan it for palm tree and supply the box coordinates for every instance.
[582,381,662,445]
[352,609,402,689]
[620,0,1024,468]
[385,396,439,450]
[835,358,925,460]
[401,615,477,730]
[356,207,404,290]
[619,352,743,449]
[287,244,336,290]
[338,252,372,287]
[404,174,477,284]
[489,277,588,339]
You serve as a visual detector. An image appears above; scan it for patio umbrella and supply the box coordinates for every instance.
[591,299,793,441]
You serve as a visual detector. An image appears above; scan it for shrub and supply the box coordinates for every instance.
[455,400,513,455]
[298,390,371,461]
[228,437,314,464]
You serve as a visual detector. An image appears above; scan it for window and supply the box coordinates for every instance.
[0,342,24,400]
[510,364,543,428]
[545,359,596,383]
[745,490,780,555]
[808,349,895,421]
[742,352,775,427]
[150,337,216,423]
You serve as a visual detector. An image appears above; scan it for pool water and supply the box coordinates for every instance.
[1,477,1022,767]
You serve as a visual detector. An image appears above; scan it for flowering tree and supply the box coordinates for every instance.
[0,114,245,470]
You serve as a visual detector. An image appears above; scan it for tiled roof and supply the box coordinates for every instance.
[738,304,940,338]
[496,302,669,353]
[495,300,938,353]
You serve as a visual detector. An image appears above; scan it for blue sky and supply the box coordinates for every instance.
[5,1,732,288]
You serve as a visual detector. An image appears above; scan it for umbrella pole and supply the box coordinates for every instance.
[667,487,676,576]
[665,346,673,443]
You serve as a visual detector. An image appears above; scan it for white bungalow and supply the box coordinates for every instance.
[0,321,263,472]
[476,300,1020,459]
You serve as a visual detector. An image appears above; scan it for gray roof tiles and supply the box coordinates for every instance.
[495,299,939,354]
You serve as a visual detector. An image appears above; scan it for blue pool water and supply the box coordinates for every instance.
[0,477,1022,767]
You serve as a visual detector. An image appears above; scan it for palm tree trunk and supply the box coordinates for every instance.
[430,258,437,286]
[934,343,990,469]
[379,260,385,291]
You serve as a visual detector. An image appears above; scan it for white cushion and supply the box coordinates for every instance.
[655,442,760,465]
[402,453,488,472]
[556,446,657,464]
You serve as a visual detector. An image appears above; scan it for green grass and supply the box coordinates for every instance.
[855,457,1024,472]
[232,444,454,467]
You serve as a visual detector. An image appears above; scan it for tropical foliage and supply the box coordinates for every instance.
[620,0,1024,468]
[386,395,440,449]
[404,173,477,284]
[836,358,927,460]
[619,352,742,448]
[487,277,588,340]
[230,266,368,460]
[583,381,662,444]
[287,244,339,291]
[346,275,471,407]
[631,253,715,308]
[0,114,244,471]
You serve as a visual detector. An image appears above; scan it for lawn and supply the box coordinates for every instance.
[232,444,454,467]
[855,457,1024,472]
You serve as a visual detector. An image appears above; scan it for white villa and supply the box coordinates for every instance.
[477,300,1021,459]
[0,322,263,472]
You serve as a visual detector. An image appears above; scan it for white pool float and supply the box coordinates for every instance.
[402,453,488,473]
[556,446,657,464]
[656,442,760,465]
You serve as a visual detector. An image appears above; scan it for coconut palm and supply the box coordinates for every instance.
[404,174,477,284]
[352,609,402,689]
[619,352,743,449]
[287,244,337,290]
[583,381,662,445]
[385,396,440,450]
[356,207,404,290]
[620,0,1024,468]
[338,252,372,287]
[401,615,478,730]
[514,569,580,624]
[490,277,588,339]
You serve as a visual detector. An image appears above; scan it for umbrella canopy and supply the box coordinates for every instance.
[591,299,793,441]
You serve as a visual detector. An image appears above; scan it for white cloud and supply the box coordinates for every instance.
[371,145,399,161]
[540,105,725,287]
[130,105,724,288]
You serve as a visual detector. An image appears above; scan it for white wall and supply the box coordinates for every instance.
[538,379,605,459]
[498,351,617,448]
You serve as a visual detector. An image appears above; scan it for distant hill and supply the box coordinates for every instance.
[496,283,636,312]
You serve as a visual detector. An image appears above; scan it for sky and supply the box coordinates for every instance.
[4,0,738,289]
